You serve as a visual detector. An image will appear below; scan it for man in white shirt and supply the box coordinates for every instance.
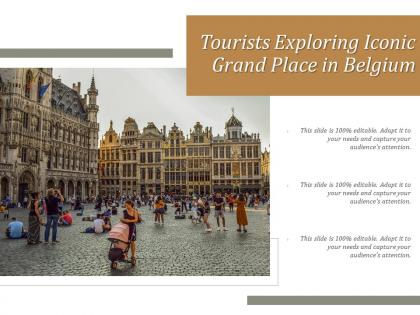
[93,214,105,233]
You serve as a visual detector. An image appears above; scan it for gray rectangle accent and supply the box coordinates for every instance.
[0,49,173,58]
[247,296,420,305]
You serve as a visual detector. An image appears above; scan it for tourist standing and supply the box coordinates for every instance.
[121,200,138,265]
[154,196,165,225]
[235,194,248,233]
[228,194,234,212]
[202,198,212,232]
[44,188,64,243]
[214,192,228,231]
[27,192,42,244]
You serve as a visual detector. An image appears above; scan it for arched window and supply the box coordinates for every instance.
[37,76,43,102]
[109,135,113,143]
[25,70,33,99]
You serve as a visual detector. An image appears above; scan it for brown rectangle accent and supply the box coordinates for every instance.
[187,16,420,95]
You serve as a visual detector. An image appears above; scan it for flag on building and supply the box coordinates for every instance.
[39,82,50,98]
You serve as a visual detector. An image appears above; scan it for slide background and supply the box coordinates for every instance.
[2,1,420,314]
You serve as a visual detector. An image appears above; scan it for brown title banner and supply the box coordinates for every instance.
[187,16,420,95]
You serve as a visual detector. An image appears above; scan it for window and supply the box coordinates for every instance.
[220,163,225,176]
[241,146,246,158]
[21,147,27,163]
[219,147,224,158]
[140,168,145,180]
[226,146,231,158]
[156,168,161,180]
[147,152,153,163]
[140,152,145,163]
[25,70,33,99]
[213,147,218,158]
[155,141,160,148]
[188,148,193,156]
[35,116,40,132]
[199,147,204,156]
[148,168,153,180]
[23,112,29,129]
[54,150,58,168]
[241,162,246,176]
[109,135,113,143]
[247,146,252,158]
[155,152,161,163]
[248,163,253,177]
[253,146,259,158]
[254,162,260,175]
[37,77,43,102]
[148,141,152,149]
[226,163,231,176]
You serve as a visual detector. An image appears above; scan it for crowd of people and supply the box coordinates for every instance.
[2,190,269,264]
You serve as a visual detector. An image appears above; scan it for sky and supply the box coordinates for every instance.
[55,68,270,150]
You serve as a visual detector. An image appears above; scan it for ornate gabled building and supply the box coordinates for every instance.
[99,121,121,196]
[98,110,264,196]
[186,122,212,195]
[138,122,164,194]
[163,123,187,194]
[120,117,139,195]
[0,68,99,203]
[212,110,262,194]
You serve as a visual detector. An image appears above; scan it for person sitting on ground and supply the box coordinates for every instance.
[59,210,73,226]
[6,217,27,239]
[93,213,106,234]
[103,216,111,231]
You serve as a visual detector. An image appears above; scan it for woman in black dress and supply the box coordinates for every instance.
[120,200,138,265]
[27,192,42,244]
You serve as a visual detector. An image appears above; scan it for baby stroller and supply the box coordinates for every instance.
[108,223,136,269]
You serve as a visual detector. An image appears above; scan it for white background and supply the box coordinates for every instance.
[2,0,420,314]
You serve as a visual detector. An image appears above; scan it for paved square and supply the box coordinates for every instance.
[0,204,270,276]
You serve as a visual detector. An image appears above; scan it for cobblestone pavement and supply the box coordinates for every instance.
[0,204,270,276]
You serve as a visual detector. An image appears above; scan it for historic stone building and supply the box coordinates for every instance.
[119,117,139,195]
[261,148,270,195]
[98,121,121,196]
[186,122,212,195]
[163,123,187,194]
[0,68,99,203]
[98,111,264,196]
[138,122,164,195]
[212,111,262,194]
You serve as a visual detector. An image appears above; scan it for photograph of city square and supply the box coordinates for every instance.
[0,68,270,276]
